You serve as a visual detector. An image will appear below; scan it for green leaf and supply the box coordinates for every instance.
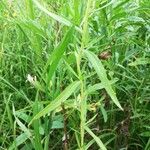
[32,0,81,32]
[51,115,64,129]
[16,19,45,37]
[128,58,150,66]
[15,111,31,123]
[0,76,31,104]
[44,26,75,83]
[13,106,32,137]
[94,0,116,13]
[84,126,107,150]
[9,106,32,150]
[8,133,29,150]
[29,81,80,124]
[84,50,123,110]
[100,105,108,123]
[87,79,118,94]
[140,131,150,137]
[32,92,43,150]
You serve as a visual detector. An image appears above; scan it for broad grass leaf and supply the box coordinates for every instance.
[84,50,123,110]
[29,81,80,124]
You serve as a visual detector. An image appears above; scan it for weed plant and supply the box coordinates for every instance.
[0,0,150,149]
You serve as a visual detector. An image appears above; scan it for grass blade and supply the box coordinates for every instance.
[84,125,107,150]
[33,0,71,26]
[32,0,81,32]
[32,92,43,150]
[13,106,32,137]
[44,26,74,83]
[128,58,150,66]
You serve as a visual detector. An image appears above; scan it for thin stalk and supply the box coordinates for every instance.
[62,103,68,150]
[76,0,92,149]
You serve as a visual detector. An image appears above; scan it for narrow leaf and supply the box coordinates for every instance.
[32,0,81,32]
[128,58,150,66]
[94,0,116,13]
[84,50,123,110]
[8,133,29,150]
[100,105,108,123]
[29,81,80,124]
[44,26,74,83]
[85,126,107,150]
[13,106,32,137]
[87,79,118,94]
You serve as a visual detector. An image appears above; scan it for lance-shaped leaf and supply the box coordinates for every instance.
[29,81,80,125]
[44,26,74,83]
[84,50,123,110]
[85,125,107,150]
[32,0,81,32]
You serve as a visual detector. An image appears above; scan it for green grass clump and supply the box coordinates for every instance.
[0,0,150,149]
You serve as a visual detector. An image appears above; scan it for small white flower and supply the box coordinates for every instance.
[62,134,69,142]
[26,74,37,84]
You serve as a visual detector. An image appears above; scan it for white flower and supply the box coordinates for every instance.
[26,74,37,84]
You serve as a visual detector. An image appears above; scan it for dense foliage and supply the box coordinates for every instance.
[0,0,150,149]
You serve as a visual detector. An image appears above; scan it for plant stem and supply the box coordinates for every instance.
[76,0,92,148]
[62,103,68,150]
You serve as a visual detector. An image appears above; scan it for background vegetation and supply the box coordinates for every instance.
[0,0,150,149]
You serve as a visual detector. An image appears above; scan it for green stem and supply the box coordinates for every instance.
[76,0,92,149]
